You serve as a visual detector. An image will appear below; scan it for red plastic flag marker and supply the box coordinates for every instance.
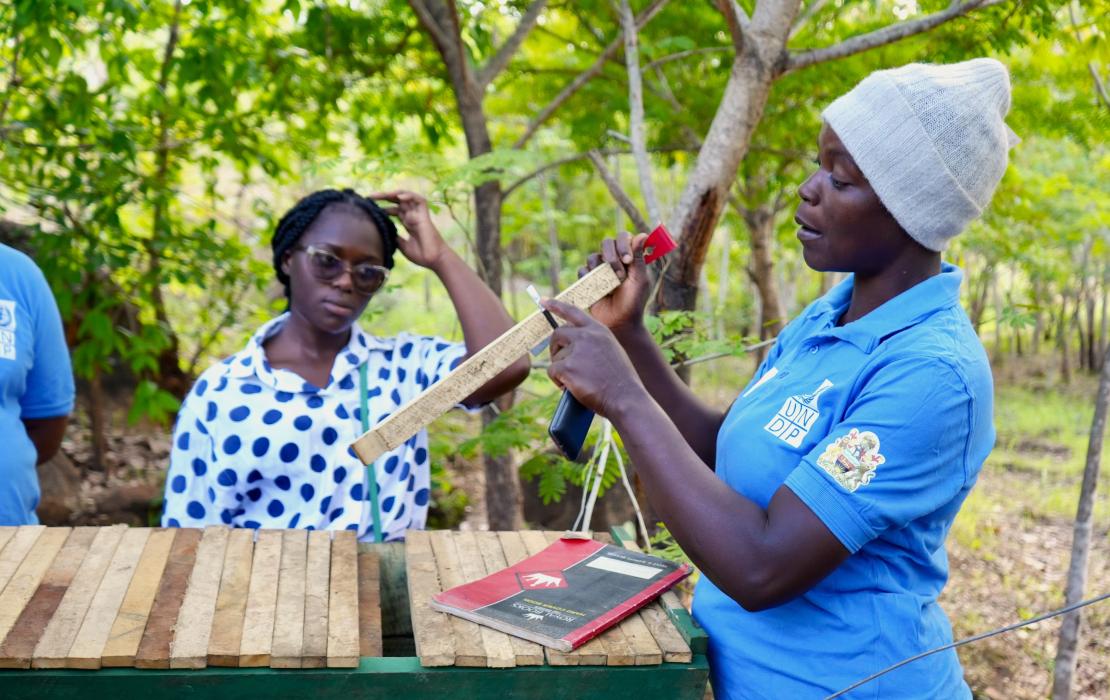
[644,223,677,263]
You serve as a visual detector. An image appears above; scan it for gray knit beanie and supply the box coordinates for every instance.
[822,58,1019,251]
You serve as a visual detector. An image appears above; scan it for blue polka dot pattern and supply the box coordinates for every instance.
[384,456,399,475]
[164,322,469,541]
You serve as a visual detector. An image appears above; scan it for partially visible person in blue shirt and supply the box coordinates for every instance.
[539,59,1017,698]
[163,189,528,541]
[0,243,75,525]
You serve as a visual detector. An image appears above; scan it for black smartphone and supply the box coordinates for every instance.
[548,390,595,461]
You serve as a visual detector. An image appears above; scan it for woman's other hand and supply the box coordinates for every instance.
[371,190,449,269]
[585,231,652,333]
[544,298,646,419]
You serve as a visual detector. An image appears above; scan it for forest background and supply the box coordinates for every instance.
[0,0,1107,697]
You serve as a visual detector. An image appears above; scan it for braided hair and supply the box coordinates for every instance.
[271,188,399,298]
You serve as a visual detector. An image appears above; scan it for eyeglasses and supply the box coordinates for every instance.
[295,245,389,295]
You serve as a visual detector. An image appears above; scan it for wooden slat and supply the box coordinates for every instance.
[271,529,307,669]
[206,528,254,667]
[615,540,691,663]
[0,527,70,645]
[67,527,150,668]
[357,551,382,658]
[0,528,16,562]
[475,532,544,666]
[428,529,487,667]
[406,530,454,667]
[0,527,96,669]
[32,524,127,668]
[134,527,200,669]
[454,531,516,668]
[326,530,359,668]
[352,264,622,464]
[300,530,330,668]
[169,526,229,669]
[238,529,282,667]
[101,528,176,667]
[0,526,45,594]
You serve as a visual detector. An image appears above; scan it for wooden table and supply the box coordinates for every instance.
[0,526,708,699]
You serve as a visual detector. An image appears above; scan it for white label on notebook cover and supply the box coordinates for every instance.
[585,556,661,580]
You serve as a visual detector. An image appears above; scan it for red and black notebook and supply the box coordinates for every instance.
[431,536,691,651]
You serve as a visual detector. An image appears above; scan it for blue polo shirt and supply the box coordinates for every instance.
[692,263,993,699]
[0,245,75,525]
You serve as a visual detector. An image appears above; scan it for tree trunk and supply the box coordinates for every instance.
[1060,293,1072,385]
[1050,344,1110,700]
[715,225,731,340]
[88,368,109,476]
[743,206,786,363]
[1032,279,1044,356]
[659,7,798,313]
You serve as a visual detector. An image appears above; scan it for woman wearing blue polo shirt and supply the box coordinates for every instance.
[0,244,75,525]
[162,189,528,541]
[542,59,1015,698]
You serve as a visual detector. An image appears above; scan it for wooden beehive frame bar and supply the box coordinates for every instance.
[351,264,621,464]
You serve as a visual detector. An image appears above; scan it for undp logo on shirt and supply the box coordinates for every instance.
[0,300,14,329]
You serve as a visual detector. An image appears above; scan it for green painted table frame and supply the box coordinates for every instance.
[0,529,709,700]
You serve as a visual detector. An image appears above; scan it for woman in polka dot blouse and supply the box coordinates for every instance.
[162,189,529,541]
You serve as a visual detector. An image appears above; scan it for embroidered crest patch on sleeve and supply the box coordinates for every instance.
[816,428,885,492]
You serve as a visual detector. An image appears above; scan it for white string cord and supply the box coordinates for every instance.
[826,591,1110,699]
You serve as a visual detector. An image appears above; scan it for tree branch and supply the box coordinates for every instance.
[503,144,695,198]
[407,0,455,56]
[783,0,1003,75]
[514,0,671,148]
[587,149,650,233]
[620,0,661,225]
[644,46,731,71]
[789,0,831,39]
[1090,62,1110,109]
[716,0,751,53]
[477,0,548,91]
